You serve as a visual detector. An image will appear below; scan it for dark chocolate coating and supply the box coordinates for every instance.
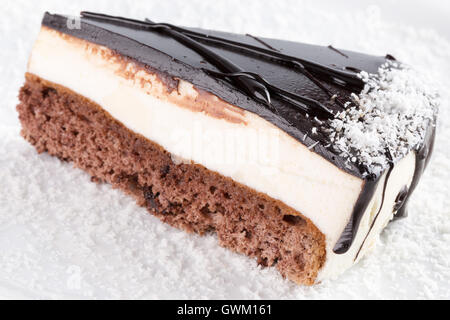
[40,12,436,255]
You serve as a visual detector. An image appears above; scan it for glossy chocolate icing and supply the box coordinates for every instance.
[40,12,436,255]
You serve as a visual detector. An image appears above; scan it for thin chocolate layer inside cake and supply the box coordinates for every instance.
[16,12,438,284]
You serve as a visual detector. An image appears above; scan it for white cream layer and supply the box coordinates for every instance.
[27,26,416,281]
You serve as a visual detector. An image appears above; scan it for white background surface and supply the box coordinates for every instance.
[1,0,449,299]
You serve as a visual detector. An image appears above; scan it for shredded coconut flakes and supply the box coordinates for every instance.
[327,61,439,175]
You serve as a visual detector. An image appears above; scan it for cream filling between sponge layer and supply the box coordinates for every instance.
[27,26,416,281]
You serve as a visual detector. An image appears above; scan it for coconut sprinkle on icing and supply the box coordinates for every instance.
[327,61,439,176]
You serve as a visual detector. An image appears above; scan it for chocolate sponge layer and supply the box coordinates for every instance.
[17,73,326,285]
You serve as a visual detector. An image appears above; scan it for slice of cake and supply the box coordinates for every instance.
[16,12,438,285]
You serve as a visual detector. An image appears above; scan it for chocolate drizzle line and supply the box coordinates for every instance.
[163,26,366,91]
[80,12,366,93]
[202,70,334,117]
[154,27,362,100]
[83,13,272,108]
[156,21,275,108]
[328,45,349,58]
[246,34,281,52]
[153,21,350,108]
[44,12,436,257]
[81,12,342,117]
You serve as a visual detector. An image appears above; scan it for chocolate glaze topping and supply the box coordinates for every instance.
[40,12,436,256]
